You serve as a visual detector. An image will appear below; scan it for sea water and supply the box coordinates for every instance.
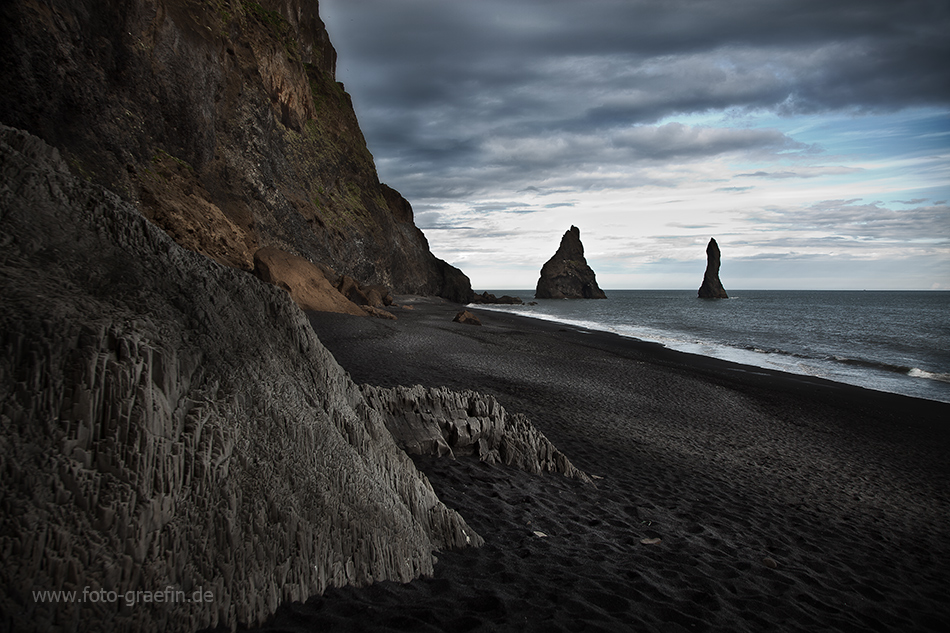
[474,290,950,404]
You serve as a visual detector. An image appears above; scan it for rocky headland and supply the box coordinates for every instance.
[0,124,583,632]
[0,1,583,631]
[0,0,472,306]
[535,226,607,299]
[698,237,728,299]
[11,3,946,633]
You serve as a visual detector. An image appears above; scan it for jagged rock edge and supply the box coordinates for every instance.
[0,125,482,633]
[361,385,592,484]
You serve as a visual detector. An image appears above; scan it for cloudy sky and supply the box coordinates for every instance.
[319,0,949,290]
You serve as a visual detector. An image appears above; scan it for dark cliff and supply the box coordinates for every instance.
[0,124,586,632]
[698,237,728,299]
[0,0,471,302]
[0,125,481,632]
[535,226,607,299]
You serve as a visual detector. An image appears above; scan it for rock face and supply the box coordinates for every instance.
[361,386,590,483]
[253,246,366,315]
[453,310,483,326]
[0,0,471,303]
[0,125,483,632]
[470,292,524,305]
[698,238,729,299]
[535,226,607,299]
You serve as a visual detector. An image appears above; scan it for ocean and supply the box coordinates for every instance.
[474,290,950,404]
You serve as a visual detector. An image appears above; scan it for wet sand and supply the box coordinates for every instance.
[249,296,950,632]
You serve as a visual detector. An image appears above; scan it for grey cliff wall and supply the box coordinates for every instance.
[0,0,471,302]
[698,238,728,299]
[0,125,481,632]
[535,226,607,299]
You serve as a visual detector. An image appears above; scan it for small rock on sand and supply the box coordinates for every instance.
[454,310,482,326]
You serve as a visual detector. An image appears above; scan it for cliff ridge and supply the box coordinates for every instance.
[0,125,584,632]
[0,0,471,303]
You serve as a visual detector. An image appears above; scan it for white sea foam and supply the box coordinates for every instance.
[908,368,950,383]
[473,290,950,404]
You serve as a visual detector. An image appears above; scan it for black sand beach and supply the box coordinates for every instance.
[251,296,950,632]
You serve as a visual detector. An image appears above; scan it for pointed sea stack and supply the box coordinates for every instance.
[698,238,729,299]
[535,226,607,299]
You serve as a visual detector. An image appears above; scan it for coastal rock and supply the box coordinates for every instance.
[453,310,483,326]
[0,0,472,302]
[434,258,476,304]
[364,284,395,307]
[337,275,393,309]
[470,292,524,305]
[253,246,366,316]
[698,238,729,299]
[361,386,591,483]
[339,277,396,318]
[535,226,607,299]
[0,126,481,633]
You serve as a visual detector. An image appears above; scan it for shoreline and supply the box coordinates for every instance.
[481,298,950,411]
[469,292,950,406]
[315,295,950,426]
[254,296,950,632]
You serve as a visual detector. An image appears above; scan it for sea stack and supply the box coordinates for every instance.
[535,226,607,299]
[698,238,728,299]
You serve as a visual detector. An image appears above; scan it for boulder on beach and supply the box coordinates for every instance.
[336,275,396,318]
[454,310,483,326]
[698,238,728,299]
[535,226,607,299]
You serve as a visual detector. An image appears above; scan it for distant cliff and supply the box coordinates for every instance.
[698,238,728,299]
[536,226,607,299]
[0,0,471,302]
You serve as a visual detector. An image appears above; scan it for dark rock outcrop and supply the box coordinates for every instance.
[0,0,471,302]
[698,238,729,299]
[0,125,482,632]
[535,226,607,299]
[336,275,391,310]
[361,386,591,483]
[364,284,395,308]
[453,310,483,326]
[470,292,524,305]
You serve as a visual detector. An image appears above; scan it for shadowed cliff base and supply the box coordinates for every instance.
[299,298,950,632]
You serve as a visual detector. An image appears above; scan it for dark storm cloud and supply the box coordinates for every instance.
[321,0,950,201]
